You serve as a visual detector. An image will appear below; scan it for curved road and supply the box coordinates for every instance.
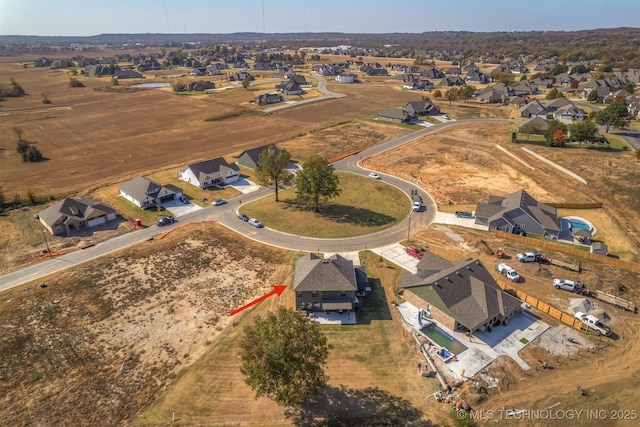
[0,119,509,292]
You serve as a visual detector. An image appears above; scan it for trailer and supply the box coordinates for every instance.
[594,290,637,312]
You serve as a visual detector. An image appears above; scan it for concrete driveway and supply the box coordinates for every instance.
[231,178,261,194]
[433,212,488,230]
[163,199,203,217]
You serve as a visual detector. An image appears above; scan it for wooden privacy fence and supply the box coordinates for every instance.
[497,279,587,332]
[545,202,603,209]
[494,231,640,273]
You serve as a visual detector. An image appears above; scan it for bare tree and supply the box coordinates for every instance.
[12,126,24,142]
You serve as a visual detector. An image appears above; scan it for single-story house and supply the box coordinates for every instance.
[36,198,117,236]
[474,189,561,238]
[256,91,284,105]
[114,69,143,79]
[376,108,417,124]
[276,80,304,95]
[439,76,465,86]
[590,242,608,256]
[520,100,548,119]
[336,73,356,84]
[179,157,240,188]
[404,100,440,116]
[519,117,549,134]
[236,144,280,170]
[553,104,587,121]
[119,176,183,209]
[399,256,522,333]
[293,253,363,313]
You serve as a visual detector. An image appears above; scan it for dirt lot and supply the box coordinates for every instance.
[0,223,295,426]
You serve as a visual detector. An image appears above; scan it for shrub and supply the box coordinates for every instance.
[23,146,43,162]
[69,77,85,88]
[16,140,29,154]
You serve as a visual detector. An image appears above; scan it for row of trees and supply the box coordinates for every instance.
[13,126,44,162]
[255,145,340,211]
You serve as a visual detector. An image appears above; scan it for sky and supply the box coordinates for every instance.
[0,0,638,36]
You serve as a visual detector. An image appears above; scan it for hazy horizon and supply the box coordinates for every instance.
[1,0,638,37]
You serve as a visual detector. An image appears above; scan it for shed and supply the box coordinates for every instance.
[590,242,608,256]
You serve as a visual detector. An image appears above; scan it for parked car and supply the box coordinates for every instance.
[180,197,189,204]
[156,216,175,227]
[248,218,264,228]
[496,263,521,282]
[368,172,381,179]
[455,211,472,218]
[441,114,451,120]
[212,198,227,206]
[405,246,424,259]
[517,252,540,263]
[237,212,249,221]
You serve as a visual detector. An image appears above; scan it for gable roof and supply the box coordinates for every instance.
[37,198,115,227]
[236,144,279,169]
[294,254,358,292]
[400,258,521,331]
[182,157,239,183]
[476,189,560,232]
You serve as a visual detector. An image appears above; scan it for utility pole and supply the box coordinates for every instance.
[33,214,51,256]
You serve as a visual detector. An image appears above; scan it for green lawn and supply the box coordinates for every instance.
[239,172,411,238]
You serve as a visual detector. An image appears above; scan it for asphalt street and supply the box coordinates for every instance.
[0,119,516,292]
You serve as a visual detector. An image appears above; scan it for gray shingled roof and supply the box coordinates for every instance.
[37,198,115,227]
[400,258,522,331]
[294,254,358,292]
[119,176,162,202]
[476,189,560,232]
[182,157,239,184]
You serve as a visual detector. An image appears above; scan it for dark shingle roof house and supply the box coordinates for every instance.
[474,189,561,237]
[294,254,362,313]
[36,198,117,236]
[376,108,417,123]
[119,176,183,209]
[179,157,240,188]
[399,257,522,332]
[236,144,280,170]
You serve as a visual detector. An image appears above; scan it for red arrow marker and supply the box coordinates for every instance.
[229,285,287,316]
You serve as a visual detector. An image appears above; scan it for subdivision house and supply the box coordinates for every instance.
[119,176,184,209]
[236,144,279,170]
[474,189,561,237]
[398,255,522,333]
[256,91,284,105]
[336,73,356,83]
[179,157,240,188]
[520,100,548,119]
[376,108,417,124]
[114,69,143,79]
[293,254,365,313]
[36,198,117,236]
[276,80,304,95]
[404,100,440,116]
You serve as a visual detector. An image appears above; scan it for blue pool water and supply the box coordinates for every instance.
[420,324,467,355]
[569,219,590,231]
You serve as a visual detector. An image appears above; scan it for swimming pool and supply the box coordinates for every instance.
[420,324,467,355]
[569,219,591,230]
[131,82,171,89]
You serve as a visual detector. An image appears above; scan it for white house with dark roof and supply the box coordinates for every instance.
[119,176,183,209]
[474,189,561,237]
[179,157,240,188]
[399,256,522,333]
[36,198,117,236]
[293,254,363,314]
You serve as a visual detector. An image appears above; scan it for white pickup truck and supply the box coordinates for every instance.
[574,311,611,336]
[553,278,589,295]
[496,263,521,282]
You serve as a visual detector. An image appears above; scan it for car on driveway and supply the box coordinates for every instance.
[180,197,189,204]
[156,216,175,227]
[237,212,249,222]
[405,246,423,259]
[368,172,381,179]
[248,218,264,228]
[212,198,227,206]
[455,211,472,218]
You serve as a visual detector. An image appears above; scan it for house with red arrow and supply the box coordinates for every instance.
[293,253,367,316]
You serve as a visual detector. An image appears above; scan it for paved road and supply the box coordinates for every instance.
[610,126,640,151]
[0,119,512,292]
[263,75,346,113]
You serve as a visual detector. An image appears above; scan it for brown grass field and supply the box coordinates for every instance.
[1,51,640,426]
